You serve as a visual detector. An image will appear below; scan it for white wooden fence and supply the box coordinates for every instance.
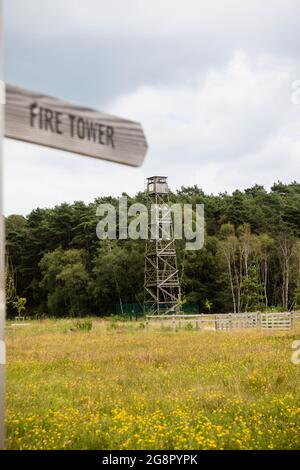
[146,312,300,331]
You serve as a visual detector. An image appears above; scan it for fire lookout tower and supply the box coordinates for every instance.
[144,176,181,315]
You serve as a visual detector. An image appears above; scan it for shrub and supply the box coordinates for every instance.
[69,319,93,332]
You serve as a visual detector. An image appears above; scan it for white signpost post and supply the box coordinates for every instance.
[0,2,148,448]
[0,0,5,451]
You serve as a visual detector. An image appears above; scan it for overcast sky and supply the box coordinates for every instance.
[3,0,300,215]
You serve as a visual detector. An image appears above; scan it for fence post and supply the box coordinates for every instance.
[172,315,176,332]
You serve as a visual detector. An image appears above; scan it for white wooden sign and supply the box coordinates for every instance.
[5,83,148,166]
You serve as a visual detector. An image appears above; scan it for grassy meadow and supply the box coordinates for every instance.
[6,318,300,450]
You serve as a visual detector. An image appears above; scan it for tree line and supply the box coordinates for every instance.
[5,181,300,317]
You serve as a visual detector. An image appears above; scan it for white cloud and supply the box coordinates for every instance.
[6,0,300,46]
[196,131,300,195]
[4,50,300,214]
[3,140,146,215]
[108,51,300,193]
[3,2,300,214]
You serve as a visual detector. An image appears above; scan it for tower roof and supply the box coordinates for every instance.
[147,176,167,180]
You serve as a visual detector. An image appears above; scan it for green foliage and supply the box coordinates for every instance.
[5,256,16,307]
[240,266,264,311]
[39,248,89,316]
[204,299,213,313]
[106,319,120,331]
[89,240,144,315]
[5,182,300,316]
[69,319,93,332]
[294,286,300,309]
[12,296,27,317]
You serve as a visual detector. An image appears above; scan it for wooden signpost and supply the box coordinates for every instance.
[5,83,148,166]
[0,6,148,448]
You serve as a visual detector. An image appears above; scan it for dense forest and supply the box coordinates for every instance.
[5,181,300,317]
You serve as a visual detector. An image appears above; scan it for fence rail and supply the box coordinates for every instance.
[146,312,300,331]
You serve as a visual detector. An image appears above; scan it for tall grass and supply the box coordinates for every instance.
[6,319,300,449]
